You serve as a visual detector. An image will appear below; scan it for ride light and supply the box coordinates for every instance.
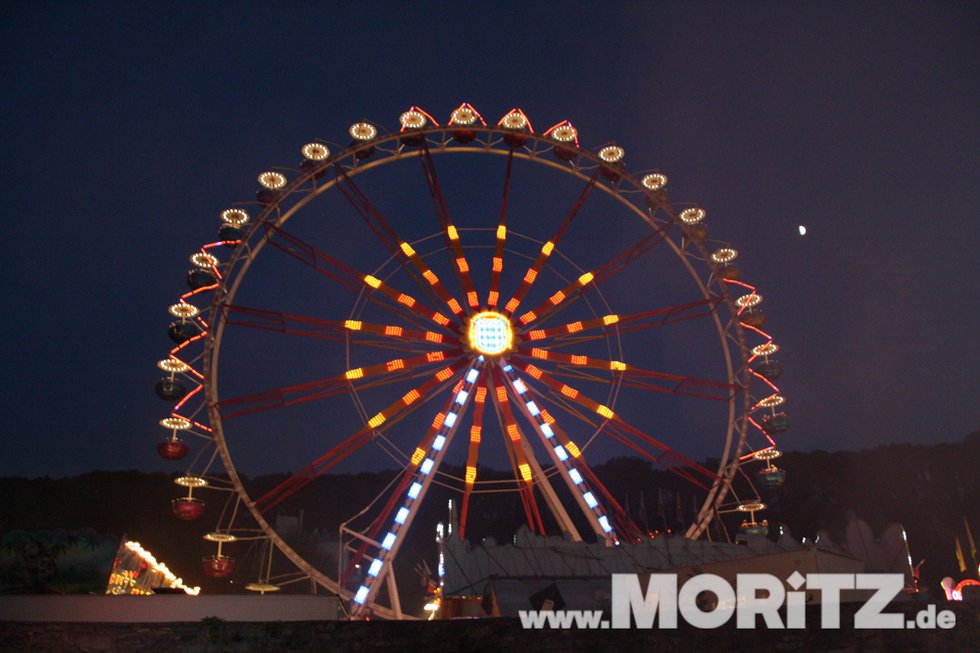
[353,586,369,604]
[394,507,409,525]
[583,492,598,508]
[432,435,446,451]
[408,482,422,499]
[466,368,480,383]
[381,533,396,550]
[569,469,584,485]
[540,423,555,438]
[420,459,434,475]
[467,311,513,355]
[367,559,383,577]
[554,446,568,461]
[598,516,613,532]
[526,401,540,416]
[444,412,458,428]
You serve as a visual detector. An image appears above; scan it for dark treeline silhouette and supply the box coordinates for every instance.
[1,432,976,603]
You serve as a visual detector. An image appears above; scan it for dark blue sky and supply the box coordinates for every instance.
[1,1,977,477]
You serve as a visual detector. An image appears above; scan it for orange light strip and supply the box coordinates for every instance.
[343,350,461,383]
[396,242,466,317]
[517,271,595,326]
[487,151,513,309]
[359,272,455,332]
[458,374,487,539]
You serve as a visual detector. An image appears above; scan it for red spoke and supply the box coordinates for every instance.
[418,142,481,311]
[515,221,672,328]
[253,360,469,513]
[458,375,488,539]
[502,173,598,316]
[332,164,468,320]
[511,359,718,488]
[521,297,723,342]
[487,150,513,309]
[220,304,455,347]
[218,350,463,419]
[519,347,739,401]
[264,222,457,333]
[489,366,546,535]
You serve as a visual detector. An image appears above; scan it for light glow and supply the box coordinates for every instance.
[394,507,409,524]
[349,122,377,140]
[258,171,287,190]
[641,173,668,190]
[354,586,369,604]
[467,311,513,355]
[301,142,330,161]
[711,248,738,264]
[190,252,219,268]
[598,145,624,163]
[400,109,427,130]
[736,293,763,308]
[157,358,189,373]
[220,208,249,226]
[169,303,199,319]
[679,208,706,224]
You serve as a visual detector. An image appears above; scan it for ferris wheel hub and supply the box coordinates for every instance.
[466,311,513,356]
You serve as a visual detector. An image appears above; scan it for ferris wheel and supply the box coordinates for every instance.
[154,103,789,618]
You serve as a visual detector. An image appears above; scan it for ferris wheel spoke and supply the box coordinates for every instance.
[502,172,599,316]
[253,360,472,515]
[486,368,546,535]
[499,364,632,542]
[520,348,739,401]
[418,142,481,311]
[263,222,457,333]
[219,304,456,348]
[332,164,469,320]
[515,222,672,329]
[458,373,488,539]
[217,351,463,419]
[509,359,718,489]
[344,363,482,617]
[486,149,514,309]
[521,297,724,344]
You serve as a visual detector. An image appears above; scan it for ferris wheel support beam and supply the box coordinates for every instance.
[500,365,618,545]
[348,363,481,618]
[497,366,583,542]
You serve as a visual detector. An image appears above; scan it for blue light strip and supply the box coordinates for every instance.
[350,363,481,613]
[499,364,619,544]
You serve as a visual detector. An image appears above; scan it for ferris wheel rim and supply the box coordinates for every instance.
[169,116,777,615]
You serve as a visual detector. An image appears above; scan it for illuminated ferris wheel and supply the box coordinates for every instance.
[154,103,789,618]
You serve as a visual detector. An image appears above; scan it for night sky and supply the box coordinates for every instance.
[1,1,977,478]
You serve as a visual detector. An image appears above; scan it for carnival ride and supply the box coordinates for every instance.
[153,103,789,618]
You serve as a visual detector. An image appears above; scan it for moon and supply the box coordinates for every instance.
[798,225,807,236]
